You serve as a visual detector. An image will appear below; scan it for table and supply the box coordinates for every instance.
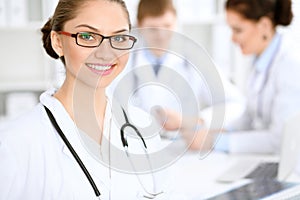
[166,149,300,199]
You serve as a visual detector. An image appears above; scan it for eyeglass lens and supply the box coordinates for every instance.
[76,32,135,49]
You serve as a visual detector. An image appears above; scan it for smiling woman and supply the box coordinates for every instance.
[0,0,170,199]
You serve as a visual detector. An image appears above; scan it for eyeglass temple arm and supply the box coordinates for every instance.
[58,31,76,37]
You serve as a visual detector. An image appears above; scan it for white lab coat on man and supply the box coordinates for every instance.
[218,33,300,154]
[0,89,175,200]
[108,48,245,130]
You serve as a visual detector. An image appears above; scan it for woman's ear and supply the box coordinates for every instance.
[258,16,273,30]
[258,17,274,40]
[50,31,63,57]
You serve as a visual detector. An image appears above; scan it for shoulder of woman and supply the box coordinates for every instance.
[0,104,49,143]
[279,33,300,60]
[273,47,300,88]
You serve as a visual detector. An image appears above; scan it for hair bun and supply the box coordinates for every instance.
[41,18,60,59]
[274,0,293,26]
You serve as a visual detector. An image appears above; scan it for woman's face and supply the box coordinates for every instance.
[226,9,265,55]
[57,0,130,89]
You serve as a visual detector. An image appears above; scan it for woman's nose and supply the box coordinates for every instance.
[94,39,115,59]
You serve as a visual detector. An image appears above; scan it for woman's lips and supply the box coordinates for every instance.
[86,63,115,75]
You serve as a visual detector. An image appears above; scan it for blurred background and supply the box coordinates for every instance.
[0,0,299,121]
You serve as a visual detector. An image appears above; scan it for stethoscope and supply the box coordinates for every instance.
[250,35,282,124]
[43,105,163,199]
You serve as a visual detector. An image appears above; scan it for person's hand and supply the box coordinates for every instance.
[182,128,224,151]
[151,107,182,131]
[183,128,210,151]
[151,107,204,131]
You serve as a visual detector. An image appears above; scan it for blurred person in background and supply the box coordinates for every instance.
[184,0,300,153]
[108,0,245,149]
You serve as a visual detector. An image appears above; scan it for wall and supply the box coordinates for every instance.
[0,0,299,120]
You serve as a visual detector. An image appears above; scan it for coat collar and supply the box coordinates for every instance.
[40,88,112,185]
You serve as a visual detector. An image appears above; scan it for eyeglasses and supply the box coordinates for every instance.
[58,31,137,50]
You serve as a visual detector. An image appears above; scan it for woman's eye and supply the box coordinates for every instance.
[78,33,95,41]
[112,35,127,43]
[232,27,242,34]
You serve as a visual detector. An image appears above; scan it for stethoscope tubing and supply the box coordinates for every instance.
[251,36,282,119]
[44,105,161,199]
[44,106,101,198]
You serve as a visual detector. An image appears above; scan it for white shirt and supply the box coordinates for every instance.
[0,89,174,200]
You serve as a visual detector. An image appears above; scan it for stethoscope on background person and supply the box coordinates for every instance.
[44,105,163,199]
[249,35,282,128]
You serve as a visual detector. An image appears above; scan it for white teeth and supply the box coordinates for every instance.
[87,64,112,71]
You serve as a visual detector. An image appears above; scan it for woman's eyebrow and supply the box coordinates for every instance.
[112,29,129,34]
[75,24,129,34]
[75,24,99,31]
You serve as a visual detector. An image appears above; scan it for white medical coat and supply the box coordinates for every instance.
[0,89,172,200]
[221,33,300,154]
[108,49,245,129]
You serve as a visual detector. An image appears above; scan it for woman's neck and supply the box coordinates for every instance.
[54,78,107,144]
